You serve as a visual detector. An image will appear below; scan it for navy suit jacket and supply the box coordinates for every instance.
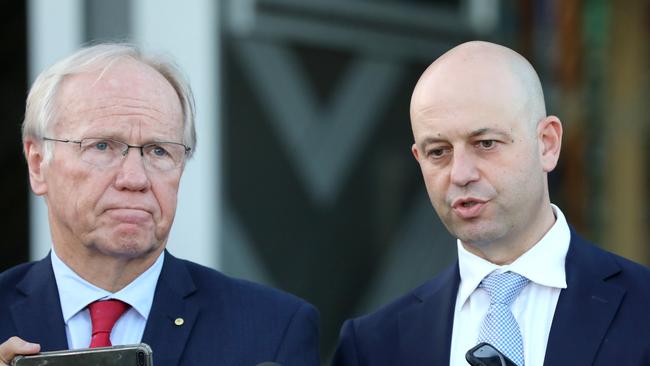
[333,230,650,365]
[0,251,320,366]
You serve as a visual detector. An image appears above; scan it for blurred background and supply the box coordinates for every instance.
[1,0,648,363]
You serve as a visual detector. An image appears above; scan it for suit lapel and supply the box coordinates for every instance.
[399,263,460,366]
[11,255,68,351]
[142,252,199,365]
[544,232,624,366]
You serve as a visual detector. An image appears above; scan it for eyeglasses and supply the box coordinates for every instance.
[43,137,191,171]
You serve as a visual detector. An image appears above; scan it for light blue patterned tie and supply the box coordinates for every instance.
[477,271,530,366]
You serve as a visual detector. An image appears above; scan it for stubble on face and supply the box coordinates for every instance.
[410,41,554,263]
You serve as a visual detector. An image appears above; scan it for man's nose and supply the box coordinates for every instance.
[449,149,480,187]
[114,148,151,191]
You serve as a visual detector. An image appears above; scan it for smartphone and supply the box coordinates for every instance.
[465,342,517,366]
[11,343,153,366]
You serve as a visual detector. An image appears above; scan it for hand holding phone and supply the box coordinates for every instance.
[0,337,39,366]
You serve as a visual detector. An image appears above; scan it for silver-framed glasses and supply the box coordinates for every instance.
[43,137,191,171]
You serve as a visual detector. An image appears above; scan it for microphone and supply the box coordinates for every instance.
[465,342,518,366]
[255,363,282,366]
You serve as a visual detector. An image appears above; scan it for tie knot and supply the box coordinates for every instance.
[479,271,529,305]
[88,299,130,347]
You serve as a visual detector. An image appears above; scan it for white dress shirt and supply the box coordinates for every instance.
[50,248,164,349]
[449,205,570,366]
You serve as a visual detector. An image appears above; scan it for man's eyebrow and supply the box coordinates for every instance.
[417,128,513,149]
[418,136,448,150]
[80,132,122,140]
[80,132,176,142]
[469,128,511,139]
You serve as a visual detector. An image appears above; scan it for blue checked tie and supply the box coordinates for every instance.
[477,271,530,366]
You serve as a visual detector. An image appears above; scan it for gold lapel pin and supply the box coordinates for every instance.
[174,318,184,326]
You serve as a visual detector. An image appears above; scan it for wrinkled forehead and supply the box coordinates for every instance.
[60,59,179,108]
[54,59,184,134]
[410,104,523,146]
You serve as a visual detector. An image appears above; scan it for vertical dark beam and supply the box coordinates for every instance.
[84,0,131,42]
[603,0,649,264]
[557,0,582,91]
[582,0,608,242]
[556,0,589,234]
[516,0,534,59]
[0,1,29,270]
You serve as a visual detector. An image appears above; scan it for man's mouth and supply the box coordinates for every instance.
[106,208,152,224]
[451,198,487,219]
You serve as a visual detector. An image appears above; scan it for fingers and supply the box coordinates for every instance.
[0,337,40,365]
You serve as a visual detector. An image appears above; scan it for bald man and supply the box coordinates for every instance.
[332,41,650,366]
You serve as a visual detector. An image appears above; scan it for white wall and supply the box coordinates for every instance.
[27,0,84,260]
[132,0,221,269]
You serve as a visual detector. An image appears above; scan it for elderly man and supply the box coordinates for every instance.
[332,41,650,365]
[0,44,319,366]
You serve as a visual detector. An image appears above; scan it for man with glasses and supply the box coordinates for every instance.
[0,44,319,366]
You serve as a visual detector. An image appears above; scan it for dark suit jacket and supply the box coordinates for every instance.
[332,230,650,366]
[0,251,320,366]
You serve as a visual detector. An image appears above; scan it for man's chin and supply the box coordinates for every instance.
[451,224,503,246]
[97,236,160,259]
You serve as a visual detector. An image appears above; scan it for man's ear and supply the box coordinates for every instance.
[538,115,563,172]
[411,143,421,162]
[24,139,48,196]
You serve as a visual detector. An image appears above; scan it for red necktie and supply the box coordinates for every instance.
[88,299,130,348]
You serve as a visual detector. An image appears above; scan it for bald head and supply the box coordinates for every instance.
[409,41,563,261]
[410,41,546,134]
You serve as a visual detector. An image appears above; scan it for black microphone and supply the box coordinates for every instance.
[465,342,518,366]
[255,363,282,366]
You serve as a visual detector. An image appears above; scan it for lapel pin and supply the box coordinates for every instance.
[174,317,184,326]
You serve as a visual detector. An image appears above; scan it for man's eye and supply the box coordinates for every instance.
[427,148,447,158]
[151,145,169,157]
[93,141,110,151]
[478,140,496,149]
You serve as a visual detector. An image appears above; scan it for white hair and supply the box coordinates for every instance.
[22,43,196,160]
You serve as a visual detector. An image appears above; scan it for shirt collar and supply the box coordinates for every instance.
[51,248,165,323]
[456,204,570,308]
